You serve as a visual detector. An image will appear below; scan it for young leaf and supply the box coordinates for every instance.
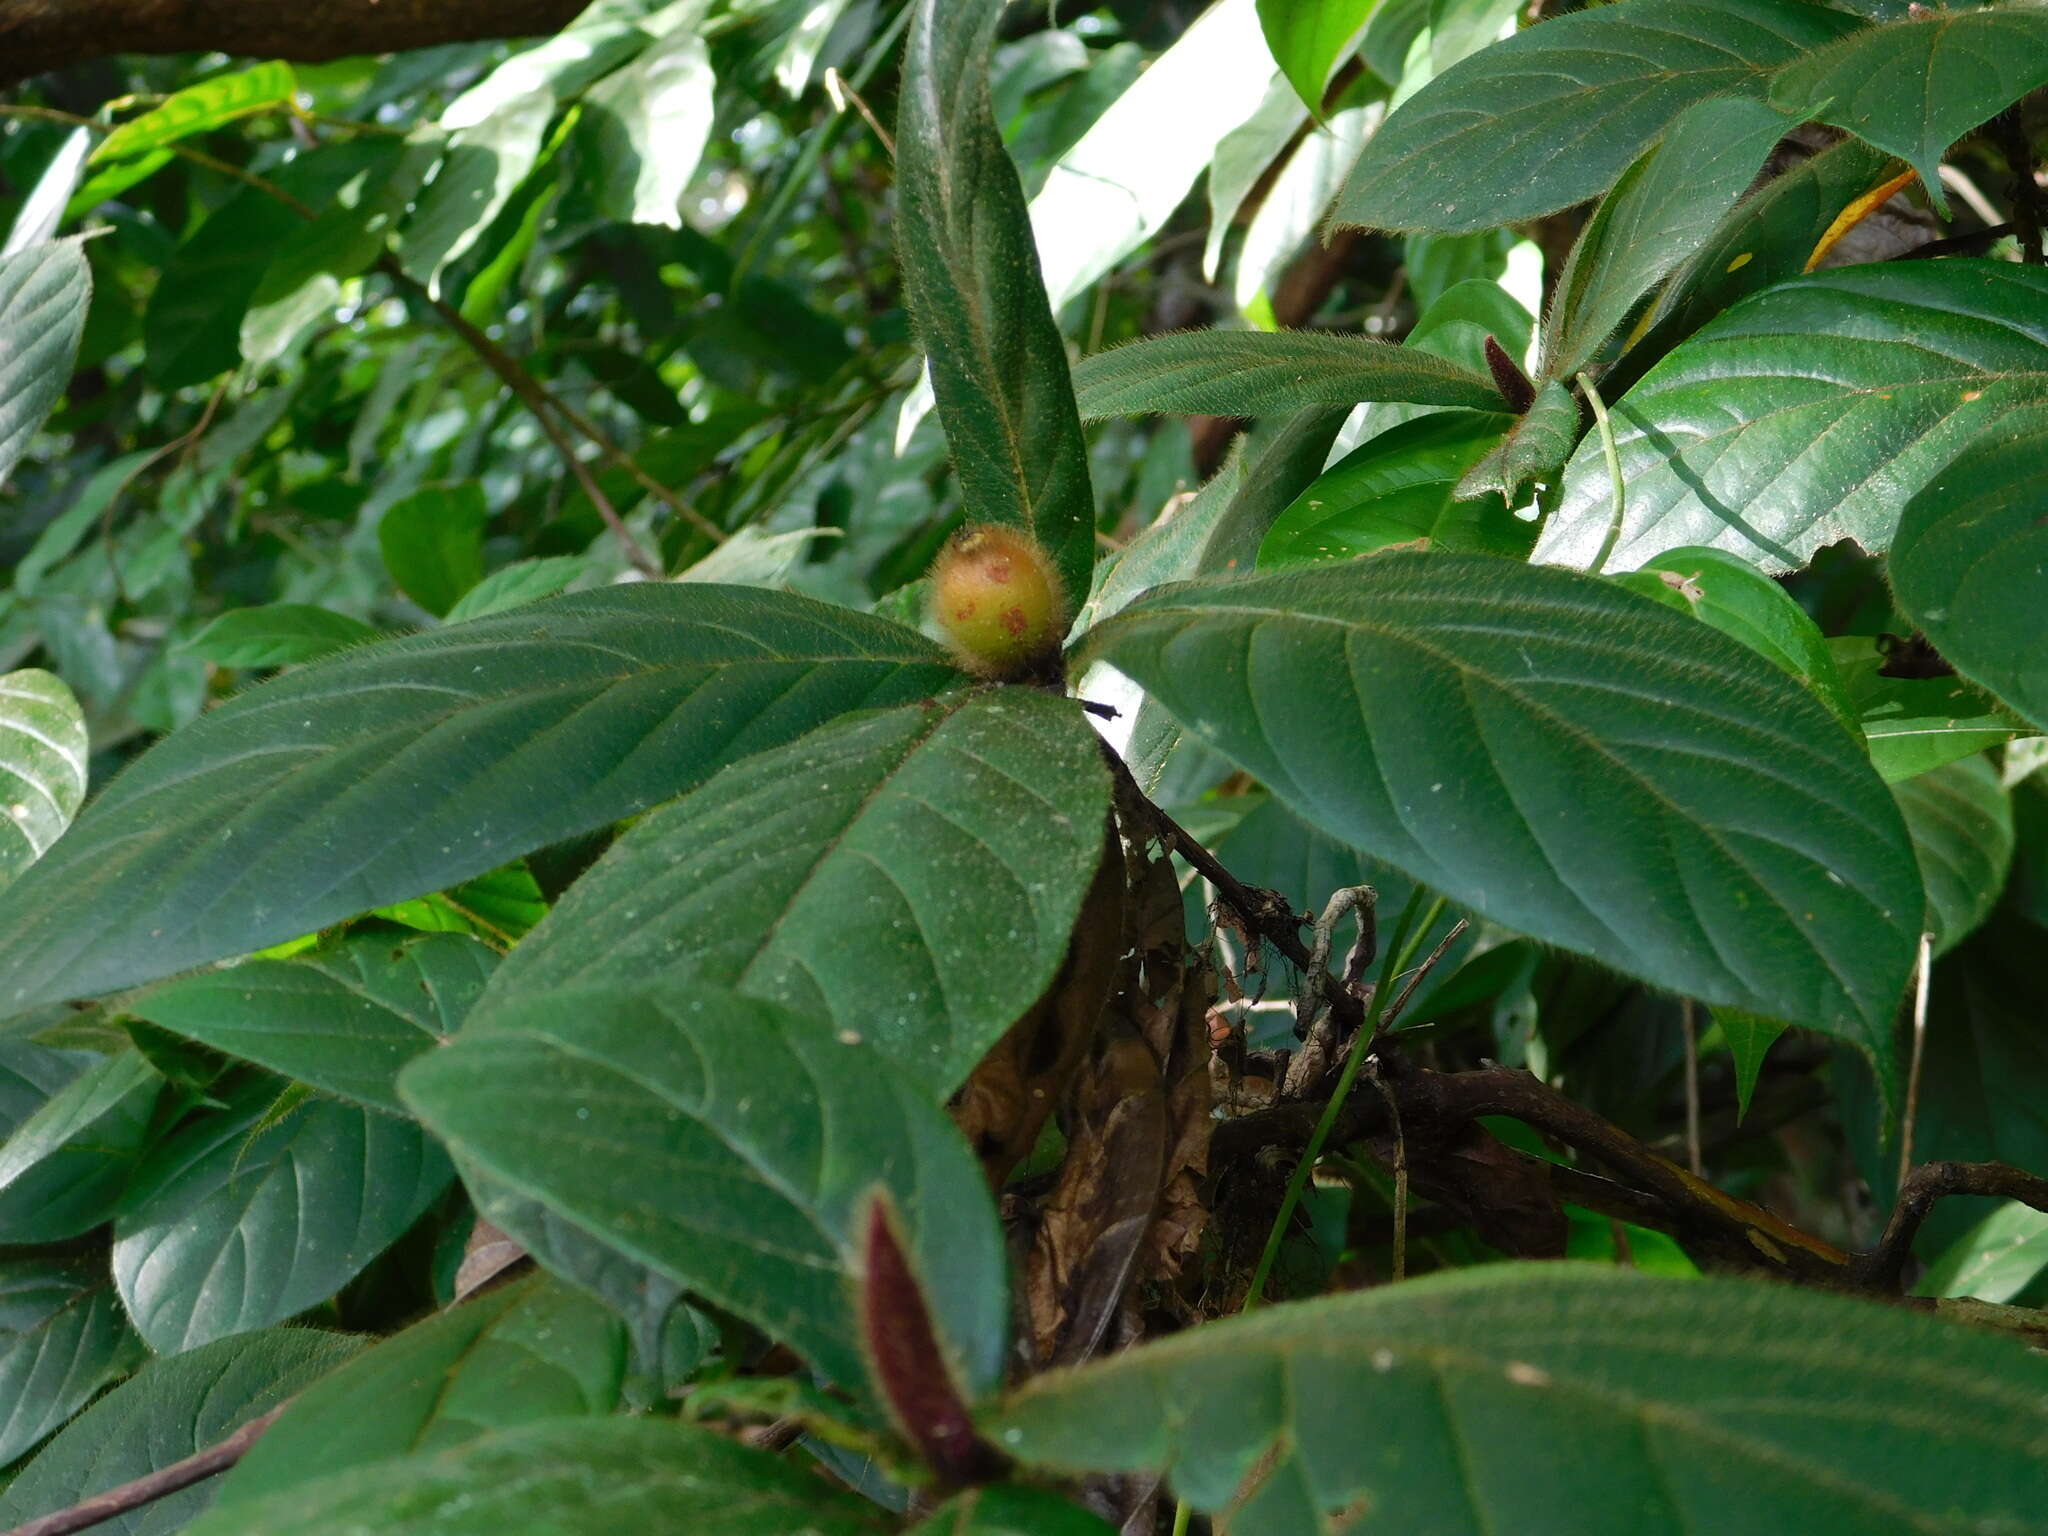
[113,1077,452,1353]
[1075,554,1922,1097]
[0,1255,143,1468]
[1257,0,1376,113]
[440,556,587,621]
[1332,0,1858,234]
[1073,331,1504,419]
[400,984,1009,1404]
[1542,95,1797,379]
[474,688,1110,1098]
[1768,8,2048,217]
[0,1327,363,1536]
[0,1051,161,1243]
[0,585,960,1021]
[1710,1007,1790,1123]
[379,483,489,617]
[1893,753,2013,958]
[1535,261,2048,574]
[180,604,380,668]
[188,1419,890,1536]
[0,669,87,891]
[1890,427,2048,733]
[1455,376,1579,504]
[0,240,90,491]
[898,0,1095,600]
[217,1275,625,1508]
[985,1265,2048,1535]
[130,932,497,1116]
[1258,412,1527,567]
[89,62,297,165]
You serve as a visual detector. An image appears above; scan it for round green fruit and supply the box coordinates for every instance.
[929,525,1067,679]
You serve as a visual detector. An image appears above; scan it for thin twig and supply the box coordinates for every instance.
[1856,1161,2048,1291]
[1899,930,1934,1186]
[1369,1066,1409,1282]
[823,67,895,156]
[1681,998,1702,1177]
[1580,371,1626,574]
[2,1402,290,1536]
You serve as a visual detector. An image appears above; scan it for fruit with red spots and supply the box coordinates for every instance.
[929,524,1067,679]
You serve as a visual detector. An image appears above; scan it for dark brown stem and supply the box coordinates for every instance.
[1,1402,289,1536]
[1855,1161,2048,1291]
[1986,111,2046,265]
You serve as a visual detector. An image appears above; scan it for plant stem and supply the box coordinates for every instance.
[1580,371,1626,575]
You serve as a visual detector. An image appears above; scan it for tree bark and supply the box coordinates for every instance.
[0,0,589,89]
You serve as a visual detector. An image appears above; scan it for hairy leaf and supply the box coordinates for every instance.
[898,0,1095,599]
[1073,331,1504,419]
[1536,261,2048,574]
[0,1255,142,1468]
[0,584,959,1020]
[1076,554,1922,1091]
[987,1265,2048,1535]
[1455,377,1580,504]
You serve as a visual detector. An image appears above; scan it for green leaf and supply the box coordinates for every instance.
[1073,331,1504,419]
[375,862,548,945]
[1455,377,1579,504]
[1542,95,1797,378]
[1332,0,1857,234]
[984,1265,2048,1534]
[1259,412,1528,567]
[1830,637,2034,784]
[219,1275,624,1508]
[912,1487,1116,1536]
[130,932,496,1116]
[0,1328,363,1536]
[400,984,1008,1402]
[1257,0,1376,112]
[398,93,555,296]
[1893,753,2013,958]
[4,128,89,256]
[897,0,1095,600]
[585,12,716,227]
[0,669,87,892]
[0,1255,143,1467]
[476,688,1109,1097]
[1890,427,2048,733]
[1920,1200,2048,1305]
[0,584,958,1020]
[113,1076,452,1353]
[1608,546,1857,733]
[1075,553,1923,1087]
[1768,9,2048,218]
[189,1418,888,1536]
[181,604,380,668]
[0,239,90,492]
[1535,261,2048,574]
[0,1050,162,1243]
[441,556,588,622]
[1710,1007,1790,1123]
[380,483,489,617]
[89,63,298,164]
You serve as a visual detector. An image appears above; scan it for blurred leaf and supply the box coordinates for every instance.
[1920,1200,2048,1305]
[0,1050,161,1244]
[0,239,90,491]
[897,0,1096,599]
[1077,554,1923,1091]
[1893,753,2013,957]
[585,7,716,227]
[90,62,298,164]
[1257,0,1376,112]
[1610,546,1856,732]
[0,669,87,892]
[113,1076,452,1353]
[399,92,555,296]
[1830,638,2033,785]
[191,1419,888,1536]
[477,688,1109,1097]
[0,1254,143,1468]
[1768,9,2048,216]
[912,1488,1115,1536]
[678,526,840,588]
[0,1328,363,1536]
[3,129,90,257]
[219,1275,625,1507]
[1542,95,1796,378]
[0,586,957,1022]
[377,863,550,946]
[1074,330,1503,419]
[401,984,1009,1402]
[1333,0,1856,233]
[1259,412,1526,566]
[131,932,496,1116]
[1890,427,2048,734]
[1204,76,1311,281]
[380,483,489,616]
[1711,1007,1790,1122]
[181,604,380,668]
[1536,262,2048,574]
[441,557,589,621]
[988,1265,2048,1534]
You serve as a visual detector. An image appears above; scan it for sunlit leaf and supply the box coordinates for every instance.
[90,63,298,164]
